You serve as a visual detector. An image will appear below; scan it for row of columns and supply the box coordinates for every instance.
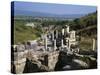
[44,25,70,51]
[44,26,96,52]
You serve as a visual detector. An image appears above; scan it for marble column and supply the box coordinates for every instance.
[56,30,58,39]
[44,34,47,51]
[67,26,69,33]
[62,28,64,36]
[52,31,54,41]
[68,40,70,51]
[61,39,64,48]
[61,29,64,48]
[92,38,96,51]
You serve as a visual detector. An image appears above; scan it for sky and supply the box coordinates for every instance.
[13,1,97,15]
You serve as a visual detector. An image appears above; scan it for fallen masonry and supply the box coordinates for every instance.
[11,50,97,73]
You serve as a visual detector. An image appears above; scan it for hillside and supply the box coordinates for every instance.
[70,11,97,37]
[14,20,42,44]
[69,11,97,50]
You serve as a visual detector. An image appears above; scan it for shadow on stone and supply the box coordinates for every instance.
[54,51,73,71]
[54,51,97,71]
[23,58,40,73]
[11,63,16,74]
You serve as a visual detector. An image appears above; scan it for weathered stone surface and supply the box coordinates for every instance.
[73,59,89,68]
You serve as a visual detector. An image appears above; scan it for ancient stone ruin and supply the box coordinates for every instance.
[11,25,97,74]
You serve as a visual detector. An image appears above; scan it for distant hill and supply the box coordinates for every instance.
[70,11,97,37]
[14,10,85,19]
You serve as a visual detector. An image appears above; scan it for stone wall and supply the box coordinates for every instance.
[48,51,59,71]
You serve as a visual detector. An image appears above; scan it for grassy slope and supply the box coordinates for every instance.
[76,12,97,50]
[14,20,41,44]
